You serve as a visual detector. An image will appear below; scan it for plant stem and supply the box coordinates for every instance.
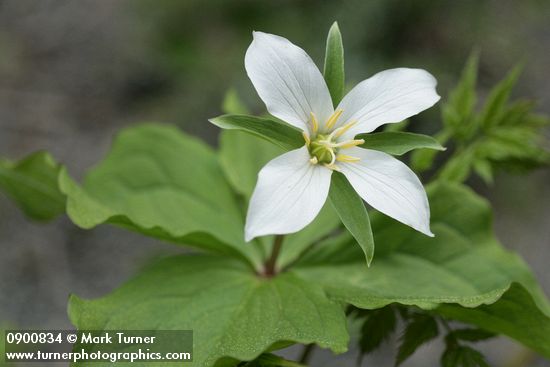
[298,344,315,364]
[264,235,284,276]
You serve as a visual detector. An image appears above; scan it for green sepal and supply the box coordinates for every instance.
[323,22,345,106]
[328,172,374,266]
[209,114,304,151]
[357,131,445,156]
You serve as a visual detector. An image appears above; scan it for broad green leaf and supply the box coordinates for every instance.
[479,65,522,129]
[395,314,439,366]
[323,22,345,106]
[357,132,445,156]
[0,151,65,221]
[441,345,489,367]
[209,115,304,151]
[59,123,262,268]
[219,130,283,197]
[357,306,397,358]
[293,183,550,356]
[438,283,550,359]
[68,255,349,367]
[329,172,374,266]
[277,202,340,269]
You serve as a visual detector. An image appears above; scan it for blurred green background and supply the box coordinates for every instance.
[0,1,549,366]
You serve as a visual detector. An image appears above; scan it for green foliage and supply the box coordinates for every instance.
[329,172,374,266]
[59,123,264,268]
[441,52,479,139]
[441,327,492,367]
[276,203,340,269]
[441,346,489,367]
[438,283,550,358]
[357,131,445,156]
[68,256,349,367]
[356,306,397,359]
[218,90,285,198]
[395,313,439,366]
[293,182,550,358]
[0,151,65,221]
[219,131,283,198]
[209,115,304,151]
[323,22,345,106]
[447,328,495,343]
[413,53,550,183]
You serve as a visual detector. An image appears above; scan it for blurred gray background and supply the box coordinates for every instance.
[0,1,549,366]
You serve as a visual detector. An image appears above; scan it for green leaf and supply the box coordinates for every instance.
[323,22,345,106]
[293,183,550,357]
[277,202,340,269]
[441,345,489,367]
[357,132,445,156]
[243,354,305,367]
[0,151,65,221]
[209,115,304,151]
[395,314,439,366]
[479,65,522,129]
[68,255,349,367]
[438,148,476,183]
[447,328,495,343]
[357,306,397,358]
[219,130,283,197]
[59,123,263,268]
[472,159,493,185]
[442,52,478,133]
[438,283,550,358]
[328,172,374,266]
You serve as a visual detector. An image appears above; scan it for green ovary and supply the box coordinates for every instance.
[309,134,336,164]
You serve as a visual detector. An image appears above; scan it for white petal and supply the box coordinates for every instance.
[245,146,332,241]
[339,147,433,236]
[245,32,334,133]
[336,68,440,139]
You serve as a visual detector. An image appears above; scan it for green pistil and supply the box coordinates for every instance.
[309,134,335,164]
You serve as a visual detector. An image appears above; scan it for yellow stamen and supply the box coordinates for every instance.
[309,156,319,164]
[333,120,358,138]
[325,109,343,130]
[310,112,319,134]
[302,131,311,146]
[336,154,361,163]
[336,139,365,149]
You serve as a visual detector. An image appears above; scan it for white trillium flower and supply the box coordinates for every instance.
[244,32,440,242]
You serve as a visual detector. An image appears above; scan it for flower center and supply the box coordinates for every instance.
[309,134,337,164]
[303,109,365,171]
